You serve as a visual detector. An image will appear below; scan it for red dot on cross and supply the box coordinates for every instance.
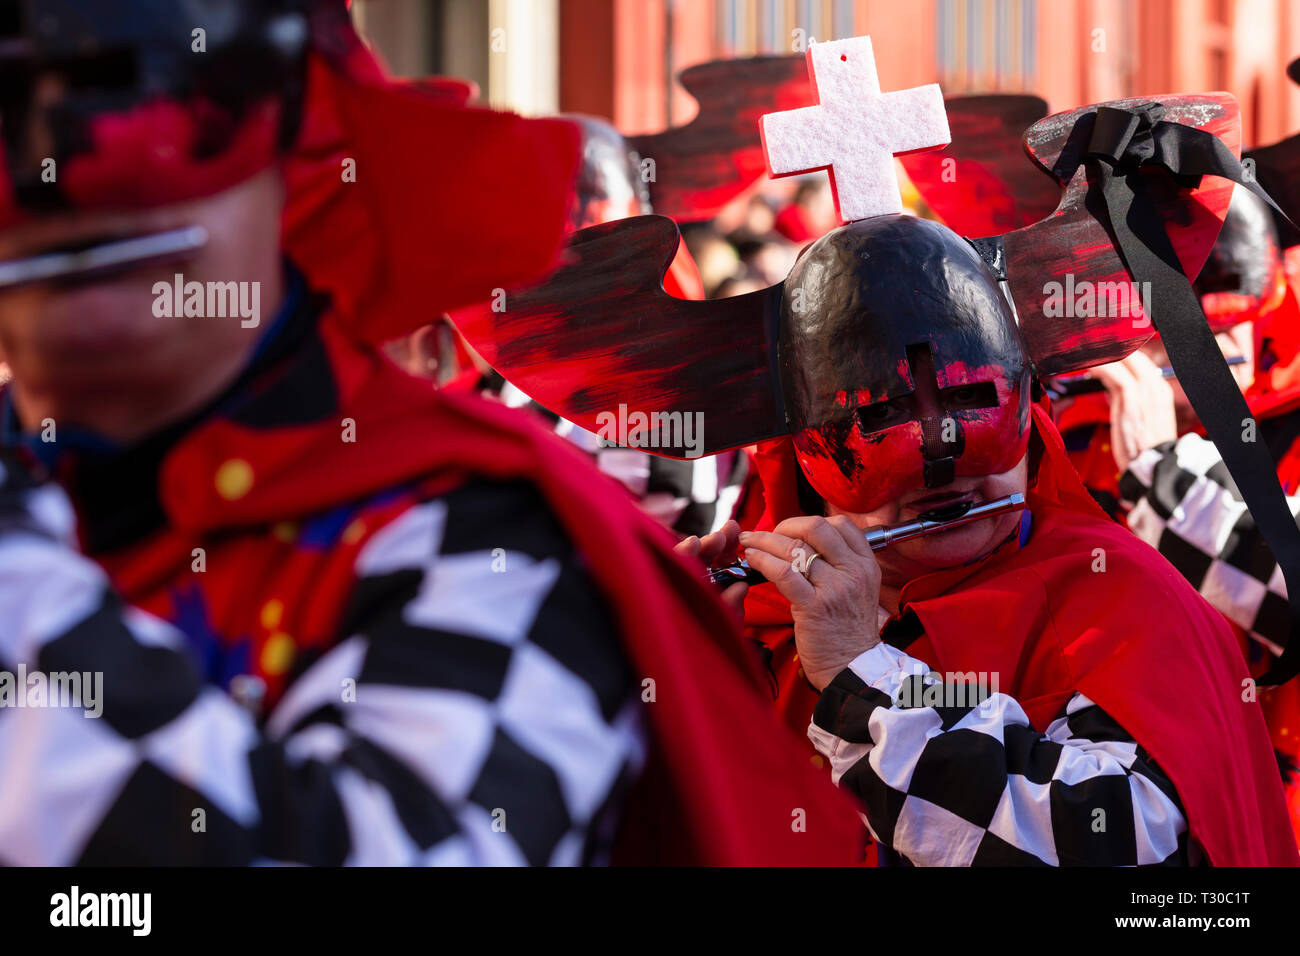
[760,35,952,220]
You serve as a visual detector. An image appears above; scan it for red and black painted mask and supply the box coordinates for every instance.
[1194,185,1287,330]
[779,216,1032,513]
[0,0,309,228]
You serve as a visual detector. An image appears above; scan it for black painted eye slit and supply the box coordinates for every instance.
[857,397,912,433]
[939,381,998,412]
[853,375,998,436]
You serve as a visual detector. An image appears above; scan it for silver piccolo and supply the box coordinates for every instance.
[706,492,1027,587]
[1047,355,1246,398]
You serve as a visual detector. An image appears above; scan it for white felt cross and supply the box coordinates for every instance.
[760,35,950,222]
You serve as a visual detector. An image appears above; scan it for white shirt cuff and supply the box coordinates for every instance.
[843,642,931,696]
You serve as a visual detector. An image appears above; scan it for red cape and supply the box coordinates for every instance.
[742,404,1296,865]
[158,313,862,865]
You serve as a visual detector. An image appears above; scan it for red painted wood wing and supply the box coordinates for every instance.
[1006,93,1239,375]
[625,55,814,223]
[456,97,1240,454]
[899,94,1060,235]
[455,215,785,457]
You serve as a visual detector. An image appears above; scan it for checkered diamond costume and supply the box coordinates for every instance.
[493,377,748,539]
[809,643,1191,866]
[1120,432,1299,657]
[0,467,644,866]
[0,3,865,867]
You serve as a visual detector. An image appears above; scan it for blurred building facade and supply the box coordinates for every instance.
[351,0,1300,146]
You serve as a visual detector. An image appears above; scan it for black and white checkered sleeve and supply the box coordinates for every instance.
[554,417,746,538]
[809,643,1189,866]
[500,382,744,539]
[0,476,645,866]
[1119,432,1296,656]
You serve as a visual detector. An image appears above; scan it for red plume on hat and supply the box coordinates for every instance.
[281,3,582,344]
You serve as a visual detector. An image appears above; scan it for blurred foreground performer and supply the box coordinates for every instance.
[454,35,1298,864]
[0,0,859,865]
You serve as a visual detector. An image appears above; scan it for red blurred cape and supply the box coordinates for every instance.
[338,354,863,864]
[114,305,862,865]
[742,405,1296,865]
[774,204,819,244]
[1053,392,1121,509]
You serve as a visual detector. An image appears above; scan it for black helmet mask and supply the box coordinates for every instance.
[779,215,1033,513]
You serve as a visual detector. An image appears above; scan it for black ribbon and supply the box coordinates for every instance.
[1083,103,1300,684]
